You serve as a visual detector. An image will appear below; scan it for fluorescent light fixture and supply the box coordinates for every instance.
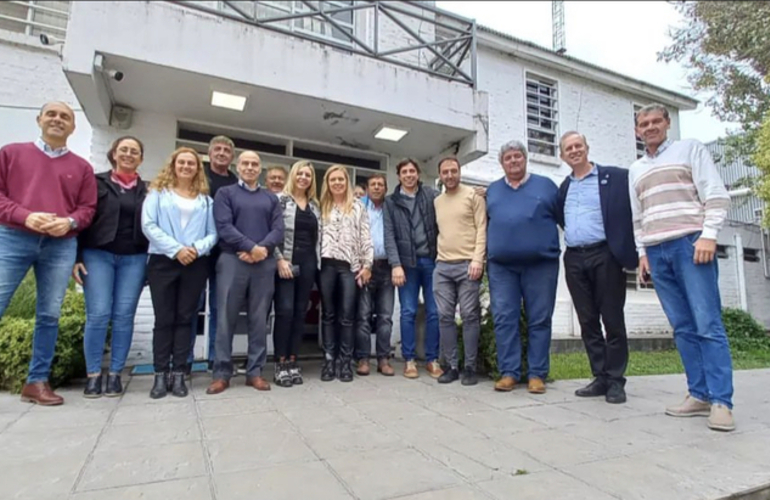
[211,91,247,111]
[374,125,408,142]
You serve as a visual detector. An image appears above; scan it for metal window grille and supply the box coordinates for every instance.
[0,1,69,37]
[526,74,558,157]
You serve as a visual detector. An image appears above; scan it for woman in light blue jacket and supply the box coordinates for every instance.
[142,147,217,399]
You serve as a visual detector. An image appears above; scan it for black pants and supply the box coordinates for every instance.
[564,243,629,384]
[319,258,357,362]
[147,254,210,373]
[273,252,318,360]
[355,260,395,360]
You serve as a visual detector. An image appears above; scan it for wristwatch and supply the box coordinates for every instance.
[67,217,78,230]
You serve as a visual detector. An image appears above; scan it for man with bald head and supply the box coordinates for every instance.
[0,101,97,405]
[556,131,637,404]
[208,151,284,394]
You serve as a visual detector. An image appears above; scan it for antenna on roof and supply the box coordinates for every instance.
[552,0,566,54]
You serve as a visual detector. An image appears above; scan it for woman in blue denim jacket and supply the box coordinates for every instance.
[141,147,217,399]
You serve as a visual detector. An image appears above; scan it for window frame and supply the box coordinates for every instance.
[524,72,560,158]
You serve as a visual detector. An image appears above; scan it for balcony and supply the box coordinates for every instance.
[61,0,488,164]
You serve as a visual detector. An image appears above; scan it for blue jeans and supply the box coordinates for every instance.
[190,268,217,363]
[82,249,147,374]
[646,233,734,408]
[488,259,559,380]
[398,256,439,361]
[0,226,76,383]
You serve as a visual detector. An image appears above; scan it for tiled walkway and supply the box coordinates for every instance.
[1,364,768,500]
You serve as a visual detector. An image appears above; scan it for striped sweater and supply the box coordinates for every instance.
[628,138,730,257]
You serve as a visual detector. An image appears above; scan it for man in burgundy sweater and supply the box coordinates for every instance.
[0,101,97,405]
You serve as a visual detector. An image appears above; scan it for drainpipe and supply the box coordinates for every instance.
[734,233,748,311]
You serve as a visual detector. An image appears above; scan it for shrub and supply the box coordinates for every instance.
[722,307,770,352]
[0,283,86,393]
[3,271,37,320]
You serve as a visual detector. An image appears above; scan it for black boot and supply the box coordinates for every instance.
[150,373,168,399]
[171,372,188,397]
[83,375,103,399]
[338,358,354,383]
[321,359,336,382]
[104,374,123,397]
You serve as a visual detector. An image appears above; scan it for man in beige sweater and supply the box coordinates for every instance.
[433,157,487,385]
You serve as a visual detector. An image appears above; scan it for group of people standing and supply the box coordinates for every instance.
[0,101,736,432]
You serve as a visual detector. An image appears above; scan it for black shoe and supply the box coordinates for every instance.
[605,383,627,404]
[274,362,293,388]
[104,374,123,397]
[288,360,303,385]
[83,375,103,399]
[438,368,459,384]
[150,373,168,399]
[575,378,608,397]
[339,359,354,382]
[171,372,188,397]
[461,367,478,386]
[321,360,336,381]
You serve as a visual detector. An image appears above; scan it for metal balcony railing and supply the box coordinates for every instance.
[0,1,69,38]
[170,1,478,87]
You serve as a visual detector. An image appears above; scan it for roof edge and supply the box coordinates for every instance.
[477,25,698,111]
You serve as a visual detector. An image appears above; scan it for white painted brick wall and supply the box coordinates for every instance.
[744,259,770,329]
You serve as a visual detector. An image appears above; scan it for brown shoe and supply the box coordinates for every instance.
[425,360,444,378]
[356,359,370,376]
[527,377,546,394]
[403,360,419,379]
[377,359,395,376]
[20,381,64,406]
[246,376,271,391]
[206,379,229,395]
[494,376,516,392]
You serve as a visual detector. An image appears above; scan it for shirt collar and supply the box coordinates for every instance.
[569,163,598,181]
[504,172,530,189]
[35,137,68,157]
[645,138,672,159]
[238,179,260,192]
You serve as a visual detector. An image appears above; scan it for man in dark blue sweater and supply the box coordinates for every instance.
[486,140,560,394]
[207,151,284,394]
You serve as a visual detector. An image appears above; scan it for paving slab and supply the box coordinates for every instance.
[0,365,768,500]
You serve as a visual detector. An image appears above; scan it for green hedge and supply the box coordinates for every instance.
[722,307,770,351]
[0,272,86,393]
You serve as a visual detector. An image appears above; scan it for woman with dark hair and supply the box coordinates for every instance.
[74,136,149,398]
[273,160,321,387]
[142,147,217,399]
[318,165,373,382]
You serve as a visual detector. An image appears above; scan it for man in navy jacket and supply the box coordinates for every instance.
[556,131,637,404]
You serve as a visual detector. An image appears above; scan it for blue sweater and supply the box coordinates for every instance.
[213,183,284,255]
[486,174,560,264]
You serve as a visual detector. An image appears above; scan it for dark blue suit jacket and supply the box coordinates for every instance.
[556,164,638,270]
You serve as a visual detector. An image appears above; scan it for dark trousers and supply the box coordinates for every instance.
[355,260,395,360]
[214,253,276,380]
[564,243,629,385]
[147,254,210,373]
[273,252,317,360]
[319,258,357,362]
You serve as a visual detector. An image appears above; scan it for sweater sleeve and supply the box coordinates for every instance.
[192,196,219,256]
[690,141,730,240]
[257,193,285,251]
[0,147,32,226]
[627,166,646,258]
[70,165,97,231]
[471,191,487,264]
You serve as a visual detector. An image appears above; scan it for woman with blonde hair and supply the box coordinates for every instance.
[272,160,321,387]
[318,165,373,382]
[142,147,217,399]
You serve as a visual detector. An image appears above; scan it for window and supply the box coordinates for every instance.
[220,1,355,45]
[625,270,654,291]
[526,74,559,157]
[0,1,69,37]
[744,248,760,262]
[633,104,645,159]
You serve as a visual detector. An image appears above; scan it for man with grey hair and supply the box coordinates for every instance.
[630,103,734,431]
[556,131,637,404]
[190,135,237,373]
[486,140,560,394]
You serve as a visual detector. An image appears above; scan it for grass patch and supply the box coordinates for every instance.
[550,349,770,380]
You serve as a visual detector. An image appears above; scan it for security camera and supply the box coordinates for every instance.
[39,33,64,46]
[105,69,124,82]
